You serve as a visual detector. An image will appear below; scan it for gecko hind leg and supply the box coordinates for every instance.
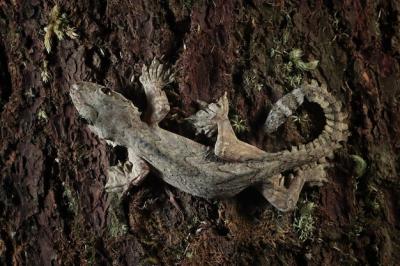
[188,93,266,161]
[106,147,149,195]
[259,164,328,211]
[139,57,174,126]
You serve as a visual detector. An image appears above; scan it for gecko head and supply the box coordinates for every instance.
[70,81,141,133]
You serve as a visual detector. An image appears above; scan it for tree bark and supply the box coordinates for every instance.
[0,0,399,265]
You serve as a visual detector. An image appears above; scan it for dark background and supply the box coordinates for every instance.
[0,0,399,265]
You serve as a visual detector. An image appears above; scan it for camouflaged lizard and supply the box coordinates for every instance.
[70,58,348,211]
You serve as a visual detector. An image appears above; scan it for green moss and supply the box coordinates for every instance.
[230,114,249,134]
[62,182,78,215]
[350,155,367,178]
[293,201,316,241]
[107,193,128,237]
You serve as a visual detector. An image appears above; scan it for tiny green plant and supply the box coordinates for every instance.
[230,114,248,134]
[350,155,367,178]
[270,42,319,90]
[293,201,316,241]
[291,112,312,135]
[243,69,264,95]
[44,5,78,53]
[183,0,195,9]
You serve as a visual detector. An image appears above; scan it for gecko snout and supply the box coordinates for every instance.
[70,83,99,124]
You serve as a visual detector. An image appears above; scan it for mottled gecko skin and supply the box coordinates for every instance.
[69,58,348,211]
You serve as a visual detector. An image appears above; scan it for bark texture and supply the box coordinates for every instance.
[0,0,399,265]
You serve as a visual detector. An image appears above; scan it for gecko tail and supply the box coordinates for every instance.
[264,87,305,134]
[302,80,349,144]
[264,80,349,165]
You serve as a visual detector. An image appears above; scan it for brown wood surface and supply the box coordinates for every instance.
[0,0,399,265]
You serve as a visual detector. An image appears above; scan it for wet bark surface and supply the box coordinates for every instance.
[0,0,399,265]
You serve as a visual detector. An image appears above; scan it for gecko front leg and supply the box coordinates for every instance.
[105,147,149,236]
[106,147,149,195]
[139,57,174,126]
[105,58,172,194]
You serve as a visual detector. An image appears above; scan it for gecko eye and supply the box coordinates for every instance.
[101,87,112,95]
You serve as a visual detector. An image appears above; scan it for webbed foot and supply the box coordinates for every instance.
[139,57,174,125]
[106,149,149,194]
[187,92,229,137]
[188,92,266,161]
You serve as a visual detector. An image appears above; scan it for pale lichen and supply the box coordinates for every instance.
[41,60,52,83]
[44,5,78,53]
[288,48,319,71]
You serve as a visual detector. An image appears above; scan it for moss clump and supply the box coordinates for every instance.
[293,201,316,241]
[44,5,78,53]
[350,155,367,178]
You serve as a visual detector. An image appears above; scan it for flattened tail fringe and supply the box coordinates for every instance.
[264,80,349,165]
